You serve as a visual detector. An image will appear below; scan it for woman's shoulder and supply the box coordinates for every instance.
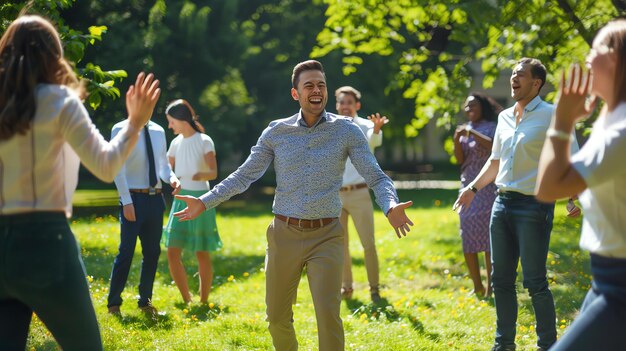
[36,84,83,105]
[35,84,84,121]
[199,133,214,143]
[170,134,184,146]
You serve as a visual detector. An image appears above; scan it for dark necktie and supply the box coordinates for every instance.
[144,125,157,189]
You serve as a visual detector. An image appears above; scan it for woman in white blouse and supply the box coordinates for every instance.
[0,15,160,350]
[163,99,222,305]
[536,19,626,350]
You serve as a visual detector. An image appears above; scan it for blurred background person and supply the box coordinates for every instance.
[163,99,222,305]
[453,92,501,298]
[536,19,626,351]
[0,14,160,350]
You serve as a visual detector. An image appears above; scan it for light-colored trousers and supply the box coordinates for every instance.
[339,187,379,290]
[265,217,344,351]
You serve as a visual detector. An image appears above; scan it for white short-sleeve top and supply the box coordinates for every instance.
[572,102,626,259]
[168,132,216,191]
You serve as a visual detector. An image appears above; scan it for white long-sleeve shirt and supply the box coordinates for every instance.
[0,84,137,217]
[342,116,382,186]
[111,120,175,206]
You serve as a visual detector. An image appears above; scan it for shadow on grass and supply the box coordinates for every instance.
[172,302,230,322]
[110,312,174,330]
[30,340,59,351]
[81,245,265,293]
[344,297,440,341]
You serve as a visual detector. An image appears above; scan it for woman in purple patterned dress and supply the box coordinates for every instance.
[454,92,501,298]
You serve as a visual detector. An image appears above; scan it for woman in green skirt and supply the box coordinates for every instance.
[163,99,222,304]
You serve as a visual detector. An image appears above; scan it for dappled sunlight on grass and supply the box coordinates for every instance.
[25,190,588,350]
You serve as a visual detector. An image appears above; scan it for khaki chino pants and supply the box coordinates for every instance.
[265,217,344,351]
[339,187,379,290]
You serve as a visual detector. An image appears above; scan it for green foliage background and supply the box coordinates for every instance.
[2,0,625,173]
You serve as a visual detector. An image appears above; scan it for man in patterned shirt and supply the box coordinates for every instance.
[173,60,413,351]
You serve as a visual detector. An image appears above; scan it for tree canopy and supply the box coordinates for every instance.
[313,0,624,139]
[1,1,127,110]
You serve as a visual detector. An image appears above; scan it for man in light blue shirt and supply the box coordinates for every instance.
[174,60,413,351]
[454,58,578,351]
[107,119,180,317]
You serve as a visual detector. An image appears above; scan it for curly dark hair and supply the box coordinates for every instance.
[467,92,503,122]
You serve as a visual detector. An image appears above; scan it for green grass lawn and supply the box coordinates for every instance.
[27,189,589,350]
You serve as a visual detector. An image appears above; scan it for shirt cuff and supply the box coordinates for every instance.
[198,192,213,211]
[385,200,398,216]
[119,193,132,206]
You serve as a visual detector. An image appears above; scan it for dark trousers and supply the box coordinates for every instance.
[550,254,626,351]
[0,212,102,351]
[107,193,165,308]
[490,192,557,349]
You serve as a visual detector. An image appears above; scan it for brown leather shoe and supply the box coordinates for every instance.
[139,303,158,319]
[108,305,121,316]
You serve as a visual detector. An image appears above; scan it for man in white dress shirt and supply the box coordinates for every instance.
[335,86,389,302]
[107,119,180,317]
[453,58,579,351]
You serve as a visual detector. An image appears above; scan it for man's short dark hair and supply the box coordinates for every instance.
[292,60,325,88]
[518,57,547,91]
[334,86,361,102]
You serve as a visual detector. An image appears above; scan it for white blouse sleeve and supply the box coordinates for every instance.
[59,94,134,182]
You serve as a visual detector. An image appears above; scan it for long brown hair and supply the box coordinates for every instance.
[0,15,79,141]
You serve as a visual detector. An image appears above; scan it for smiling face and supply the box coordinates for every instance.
[291,69,327,120]
[510,63,542,103]
[464,96,483,122]
[336,92,360,118]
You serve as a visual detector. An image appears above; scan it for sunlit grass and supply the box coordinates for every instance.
[26,190,589,350]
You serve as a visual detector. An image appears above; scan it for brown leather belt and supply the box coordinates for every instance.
[340,183,368,192]
[275,214,336,229]
[130,188,162,195]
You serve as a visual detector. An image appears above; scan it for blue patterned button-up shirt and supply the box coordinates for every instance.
[199,110,399,218]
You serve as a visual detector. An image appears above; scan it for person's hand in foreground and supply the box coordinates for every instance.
[453,187,476,214]
[173,195,205,221]
[387,201,414,238]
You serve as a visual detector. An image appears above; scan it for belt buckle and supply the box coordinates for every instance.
[148,187,156,195]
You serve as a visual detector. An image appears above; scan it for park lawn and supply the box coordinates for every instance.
[26,189,589,351]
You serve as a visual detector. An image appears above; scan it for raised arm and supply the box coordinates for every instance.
[347,125,413,237]
[62,72,160,182]
[175,127,275,221]
[536,65,592,201]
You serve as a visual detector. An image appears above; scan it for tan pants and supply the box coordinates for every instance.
[339,187,379,290]
[265,217,344,351]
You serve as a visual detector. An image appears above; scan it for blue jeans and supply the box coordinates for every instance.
[0,212,102,351]
[108,193,165,308]
[550,254,626,350]
[490,192,556,349]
